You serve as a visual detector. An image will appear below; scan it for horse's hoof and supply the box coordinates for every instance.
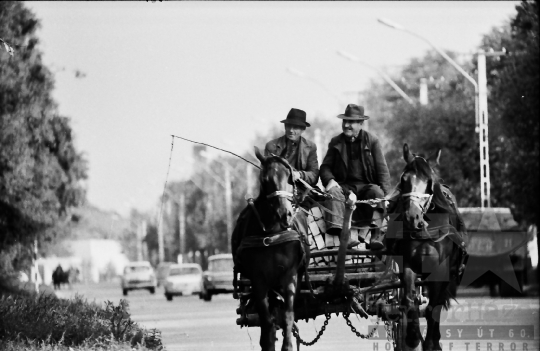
[422,341,442,351]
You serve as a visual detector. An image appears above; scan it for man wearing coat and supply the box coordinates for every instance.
[231,108,318,268]
[320,104,391,250]
[264,108,319,186]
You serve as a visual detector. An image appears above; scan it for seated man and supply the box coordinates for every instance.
[231,108,319,264]
[264,108,319,187]
[320,104,391,250]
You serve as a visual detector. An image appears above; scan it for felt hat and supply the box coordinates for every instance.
[337,104,370,120]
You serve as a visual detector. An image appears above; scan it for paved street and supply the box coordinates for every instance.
[56,282,539,351]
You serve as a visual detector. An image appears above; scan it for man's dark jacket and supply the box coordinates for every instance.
[264,135,319,186]
[320,130,391,196]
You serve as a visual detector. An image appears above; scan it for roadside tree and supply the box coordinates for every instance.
[0,2,87,276]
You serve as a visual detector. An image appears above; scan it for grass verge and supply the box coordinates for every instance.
[0,292,163,350]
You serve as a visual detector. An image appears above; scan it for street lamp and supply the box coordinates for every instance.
[377,18,480,126]
[286,67,344,105]
[336,50,415,105]
[377,17,494,208]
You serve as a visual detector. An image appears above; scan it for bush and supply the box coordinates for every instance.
[0,338,154,350]
[0,294,163,350]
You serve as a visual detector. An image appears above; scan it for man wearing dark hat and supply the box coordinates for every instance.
[320,104,391,249]
[231,108,318,274]
[264,108,319,186]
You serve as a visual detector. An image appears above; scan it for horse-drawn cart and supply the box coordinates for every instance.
[233,146,466,351]
[234,190,424,350]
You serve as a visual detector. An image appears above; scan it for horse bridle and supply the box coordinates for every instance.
[401,156,434,218]
[401,192,433,217]
[265,154,299,205]
[250,155,299,234]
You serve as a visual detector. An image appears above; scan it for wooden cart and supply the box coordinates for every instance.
[234,192,428,350]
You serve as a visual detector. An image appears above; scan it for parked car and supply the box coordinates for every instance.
[121,261,157,296]
[164,263,203,301]
[156,262,175,287]
[201,253,234,301]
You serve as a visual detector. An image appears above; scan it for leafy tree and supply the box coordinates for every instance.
[361,50,485,206]
[485,0,539,228]
[0,2,87,274]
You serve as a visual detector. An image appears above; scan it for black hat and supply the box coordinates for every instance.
[337,104,370,121]
[280,108,310,127]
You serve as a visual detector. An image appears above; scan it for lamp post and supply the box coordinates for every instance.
[377,17,497,208]
[336,50,415,105]
[162,187,187,263]
[196,158,235,253]
[287,67,344,106]
[286,67,341,161]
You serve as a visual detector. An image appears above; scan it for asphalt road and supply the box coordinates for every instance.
[56,282,539,351]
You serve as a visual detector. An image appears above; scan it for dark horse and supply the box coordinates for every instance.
[387,144,467,351]
[52,265,72,290]
[232,148,309,351]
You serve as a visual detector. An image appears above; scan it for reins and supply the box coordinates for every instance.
[267,190,294,200]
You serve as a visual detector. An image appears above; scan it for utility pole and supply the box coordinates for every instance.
[178,192,185,263]
[477,49,505,208]
[198,162,234,252]
[142,220,148,260]
[136,221,143,261]
[377,18,509,209]
[477,50,491,208]
[224,165,233,251]
[32,238,39,294]
[157,215,165,264]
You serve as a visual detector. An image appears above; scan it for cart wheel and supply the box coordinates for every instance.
[123,289,128,296]
[165,293,173,301]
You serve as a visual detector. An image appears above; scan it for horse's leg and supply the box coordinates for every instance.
[255,288,276,351]
[402,266,422,350]
[281,274,298,351]
[423,281,447,351]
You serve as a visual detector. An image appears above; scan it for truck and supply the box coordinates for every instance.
[459,207,529,297]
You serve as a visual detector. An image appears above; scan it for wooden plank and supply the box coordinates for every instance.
[310,249,388,258]
[309,272,384,282]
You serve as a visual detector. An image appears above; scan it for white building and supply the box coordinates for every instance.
[38,239,129,284]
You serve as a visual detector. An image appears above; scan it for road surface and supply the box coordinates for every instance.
[56,282,539,351]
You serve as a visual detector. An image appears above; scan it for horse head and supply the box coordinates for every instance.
[400,143,441,231]
[255,147,296,231]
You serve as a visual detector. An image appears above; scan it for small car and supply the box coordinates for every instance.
[200,253,234,301]
[164,263,203,301]
[121,261,157,296]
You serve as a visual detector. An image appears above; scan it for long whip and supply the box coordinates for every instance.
[171,134,261,169]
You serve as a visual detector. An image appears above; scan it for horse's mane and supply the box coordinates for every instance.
[257,155,292,187]
[403,154,440,183]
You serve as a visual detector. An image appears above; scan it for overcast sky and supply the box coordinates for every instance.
[26,1,518,217]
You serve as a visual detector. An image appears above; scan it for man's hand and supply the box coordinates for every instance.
[292,171,301,182]
[325,179,340,192]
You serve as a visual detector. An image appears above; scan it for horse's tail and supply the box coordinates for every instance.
[441,278,458,310]
[438,241,466,310]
